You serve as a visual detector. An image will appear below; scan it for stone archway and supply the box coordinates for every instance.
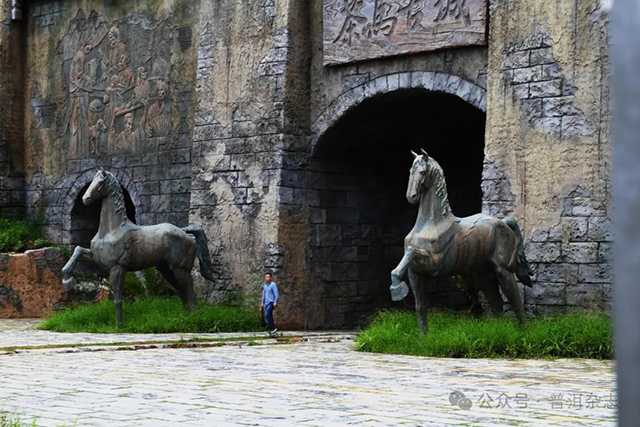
[62,169,142,247]
[311,72,487,153]
[308,77,487,328]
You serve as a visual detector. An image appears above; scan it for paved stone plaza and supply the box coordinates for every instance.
[0,320,615,426]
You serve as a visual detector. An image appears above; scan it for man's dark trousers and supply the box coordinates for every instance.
[265,302,275,330]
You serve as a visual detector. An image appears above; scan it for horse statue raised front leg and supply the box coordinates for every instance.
[390,150,533,334]
[62,169,217,325]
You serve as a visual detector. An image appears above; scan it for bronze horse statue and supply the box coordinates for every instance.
[390,150,533,334]
[62,170,216,324]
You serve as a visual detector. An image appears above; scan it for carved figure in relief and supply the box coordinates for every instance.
[102,26,127,80]
[146,80,170,138]
[68,40,95,158]
[88,99,106,155]
[115,112,141,154]
[89,119,107,155]
[116,52,135,96]
[133,67,150,104]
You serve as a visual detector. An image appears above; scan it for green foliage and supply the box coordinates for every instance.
[123,269,176,300]
[0,217,51,253]
[56,245,71,259]
[222,290,246,307]
[39,297,262,333]
[356,310,613,359]
[0,414,40,427]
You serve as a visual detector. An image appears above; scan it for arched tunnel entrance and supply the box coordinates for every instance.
[70,184,137,249]
[310,89,486,328]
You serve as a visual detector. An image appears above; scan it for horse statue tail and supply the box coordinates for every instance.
[503,217,533,288]
[182,225,217,281]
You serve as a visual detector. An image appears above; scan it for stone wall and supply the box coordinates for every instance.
[485,0,611,313]
[0,247,67,318]
[274,1,492,328]
[188,0,310,328]
[22,0,200,246]
[0,3,25,219]
[0,0,612,328]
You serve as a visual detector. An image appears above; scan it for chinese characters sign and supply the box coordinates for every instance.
[323,0,488,65]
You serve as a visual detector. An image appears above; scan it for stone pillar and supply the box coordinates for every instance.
[189,0,310,328]
[0,2,25,218]
[485,0,611,313]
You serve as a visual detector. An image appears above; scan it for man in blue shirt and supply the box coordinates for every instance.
[261,273,279,334]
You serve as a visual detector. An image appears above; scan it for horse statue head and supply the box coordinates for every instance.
[83,169,109,206]
[82,169,128,222]
[406,149,451,217]
[82,169,112,206]
[407,149,433,205]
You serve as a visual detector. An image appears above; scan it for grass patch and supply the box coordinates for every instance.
[0,414,40,427]
[355,310,612,359]
[39,298,262,333]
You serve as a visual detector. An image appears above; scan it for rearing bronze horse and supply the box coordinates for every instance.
[390,150,533,334]
[62,170,217,324]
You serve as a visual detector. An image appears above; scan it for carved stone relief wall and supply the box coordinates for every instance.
[1,0,612,328]
[23,1,199,246]
[59,10,177,159]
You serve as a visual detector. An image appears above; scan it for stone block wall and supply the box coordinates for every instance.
[0,3,25,219]
[485,0,611,311]
[525,186,612,313]
[22,0,200,246]
[187,1,310,329]
[0,0,612,328]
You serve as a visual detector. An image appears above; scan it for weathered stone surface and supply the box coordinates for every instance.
[0,0,612,328]
[535,263,578,284]
[0,248,67,318]
[524,282,566,305]
[526,242,562,263]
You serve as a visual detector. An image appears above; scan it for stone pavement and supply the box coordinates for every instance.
[0,321,616,426]
[0,319,341,349]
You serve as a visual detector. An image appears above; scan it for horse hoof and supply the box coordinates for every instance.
[390,281,410,301]
[62,277,77,291]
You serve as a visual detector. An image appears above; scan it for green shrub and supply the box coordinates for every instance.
[356,310,613,359]
[122,268,176,300]
[222,290,246,307]
[39,297,262,333]
[0,217,50,253]
[0,414,38,427]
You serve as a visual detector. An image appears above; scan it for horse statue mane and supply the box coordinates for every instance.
[424,157,452,218]
[103,171,128,222]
